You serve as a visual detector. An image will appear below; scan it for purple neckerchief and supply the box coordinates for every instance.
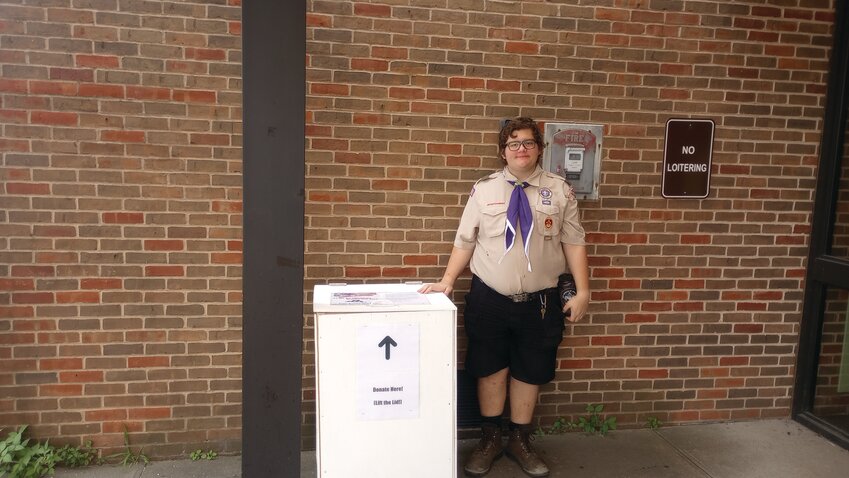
[505,180,534,271]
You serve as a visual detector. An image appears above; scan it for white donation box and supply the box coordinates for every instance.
[313,283,457,478]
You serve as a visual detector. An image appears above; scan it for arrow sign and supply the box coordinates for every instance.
[378,336,397,360]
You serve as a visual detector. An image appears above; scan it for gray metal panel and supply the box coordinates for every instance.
[543,123,603,200]
[242,1,305,476]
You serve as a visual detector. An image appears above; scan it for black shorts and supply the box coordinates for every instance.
[463,275,565,385]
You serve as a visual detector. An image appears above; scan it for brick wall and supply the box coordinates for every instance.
[0,0,243,458]
[0,0,839,459]
[303,0,834,448]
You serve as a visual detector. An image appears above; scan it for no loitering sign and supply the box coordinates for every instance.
[661,118,715,199]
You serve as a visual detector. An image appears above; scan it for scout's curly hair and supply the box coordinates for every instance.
[498,117,545,166]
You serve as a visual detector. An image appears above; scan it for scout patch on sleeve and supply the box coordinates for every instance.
[469,185,475,197]
[566,184,576,200]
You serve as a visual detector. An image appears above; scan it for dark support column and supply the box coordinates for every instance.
[242,2,306,476]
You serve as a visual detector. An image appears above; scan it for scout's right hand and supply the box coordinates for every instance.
[418,281,453,295]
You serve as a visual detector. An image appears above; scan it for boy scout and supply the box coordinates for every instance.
[420,117,590,477]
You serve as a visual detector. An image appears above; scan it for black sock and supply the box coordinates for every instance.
[509,421,529,431]
[480,415,501,427]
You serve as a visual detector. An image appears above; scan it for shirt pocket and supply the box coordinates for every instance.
[480,204,508,238]
[534,204,561,237]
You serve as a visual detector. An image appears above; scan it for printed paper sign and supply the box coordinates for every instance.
[331,292,430,306]
[356,323,420,420]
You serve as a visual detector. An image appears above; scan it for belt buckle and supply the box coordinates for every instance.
[511,293,529,303]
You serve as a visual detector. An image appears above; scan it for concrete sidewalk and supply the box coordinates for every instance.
[53,419,849,477]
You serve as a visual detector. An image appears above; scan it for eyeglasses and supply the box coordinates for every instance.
[505,140,538,151]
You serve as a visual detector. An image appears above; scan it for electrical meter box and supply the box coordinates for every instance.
[542,123,603,200]
[313,283,457,478]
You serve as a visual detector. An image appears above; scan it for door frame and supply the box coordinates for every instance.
[792,0,849,451]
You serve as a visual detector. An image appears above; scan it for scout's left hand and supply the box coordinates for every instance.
[563,290,589,323]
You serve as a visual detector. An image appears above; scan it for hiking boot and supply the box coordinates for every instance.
[505,426,549,478]
[464,423,503,477]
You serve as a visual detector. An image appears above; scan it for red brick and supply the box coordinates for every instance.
[719,357,749,366]
[211,253,241,264]
[56,292,99,303]
[80,278,122,289]
[486,80,520,92]
[351,59,388,71]
[6,183,50,195]
[145,266,184,277]
[41,384,83,396]
[101,130,145,143]
[449,77,485,89]
[0,79,27,93]
[389,87,425,99]
[639,369,669,379]
[102,212,144,224]
[144,240,184,251]
[625,314,657,323]
[354,3,391,17]
[126,86,171,100]
[85,408,126,421]
[12,292,54,304]
[0,279,34,290]
[0,109,26,123]
[31,111,78,125]
[403,255,437,266]
[29,80,77,95]
[128,407,171,420]
[11,266,54,277]
[172,90,216,103]
[0,307,34,319]
[734,324,764,334]
[78,84,124,98]
[346,266,381,278]
[50,67,93,82]
[36,252,77,263]
[75,55,120,68]
[592,336,623,346]
[505,42,538,54]
[60,371,104,383]
[308,191,347,202]
[211,201,243,213]
[185,48,226,61]
[128,356,170,368]
[681,235,711,244]
[372,47,407,59]
[307,14,331,27]
[382,267,416,278]
[311,83,350,95]
[40,358,83,370]
[560,359,592,369]
[372,180,407,190]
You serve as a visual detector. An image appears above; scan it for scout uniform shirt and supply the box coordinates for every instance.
[454,166,585,297]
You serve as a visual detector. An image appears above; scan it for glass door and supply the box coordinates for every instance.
[793,0,849,450]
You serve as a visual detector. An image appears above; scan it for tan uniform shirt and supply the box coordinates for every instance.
[454,166,585,296]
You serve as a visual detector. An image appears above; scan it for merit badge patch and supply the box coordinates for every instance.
[539,187,552,199]
[544,217,553,229]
